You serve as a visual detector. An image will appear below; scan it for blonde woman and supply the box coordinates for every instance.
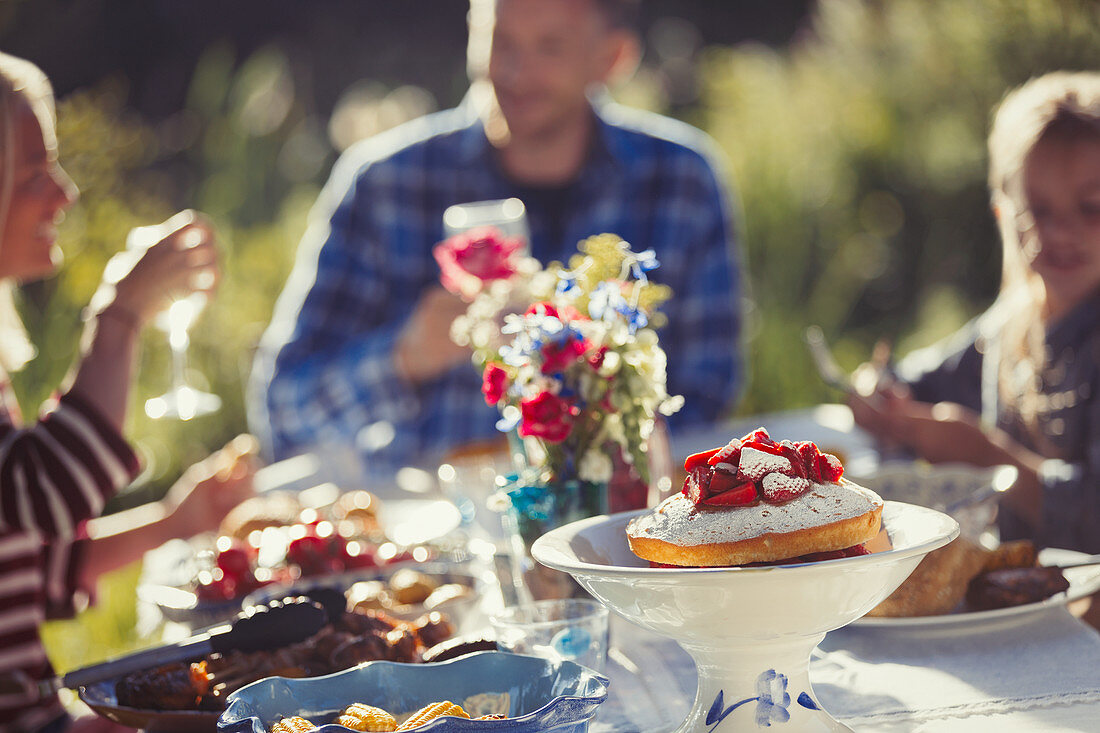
[851,72,1100,555]
[0,53,253,732]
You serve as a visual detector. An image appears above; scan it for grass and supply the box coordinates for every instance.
[41,563,147,675]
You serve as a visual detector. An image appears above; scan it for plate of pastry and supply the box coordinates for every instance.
[79,601,463,732]
[854,544,1100,628]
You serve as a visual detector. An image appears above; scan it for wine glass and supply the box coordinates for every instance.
[443,197,529,249]
[125,223,221,421]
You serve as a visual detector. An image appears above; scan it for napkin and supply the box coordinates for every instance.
[812,607,1100,727]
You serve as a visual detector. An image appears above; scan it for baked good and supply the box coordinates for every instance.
[966,566,1069,611]
[868,538,1043,617]
[331,490,382,532]
[628,428,882,567]
[219,493,303,540]
[867,536,990,616]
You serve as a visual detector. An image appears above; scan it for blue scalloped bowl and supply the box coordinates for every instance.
[218,651,609,732]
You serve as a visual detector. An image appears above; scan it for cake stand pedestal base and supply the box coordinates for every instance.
[675,634,850,732]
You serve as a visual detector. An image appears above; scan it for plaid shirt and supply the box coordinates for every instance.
[252,99,744,481]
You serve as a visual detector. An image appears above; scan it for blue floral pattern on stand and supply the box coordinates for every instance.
[705,670,822,730]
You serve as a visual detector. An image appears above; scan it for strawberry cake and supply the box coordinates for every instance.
[627,428,883,567]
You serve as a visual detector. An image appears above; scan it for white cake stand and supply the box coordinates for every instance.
[532,501,958,732]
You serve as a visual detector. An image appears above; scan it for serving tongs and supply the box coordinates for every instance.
[1,596,326,699]
[1046,553,1100,571]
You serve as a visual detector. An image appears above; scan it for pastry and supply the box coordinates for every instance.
[396,701,470,730]
[270,718,317,733]
[869,538,1043,617]
[966,566,1069,611]
[868,536,990,616]
[336,703,397,732]
[218,493,302,540]
[627,428,883,567]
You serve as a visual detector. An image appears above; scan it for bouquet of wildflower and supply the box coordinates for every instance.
[437,228,682,487]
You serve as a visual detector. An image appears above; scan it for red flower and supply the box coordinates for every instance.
[525,302,586,322]
[433,226,523,299]
[541,335,590,374]
[519,392,574,443]
[482,362,509,406]
[587,345,609,370]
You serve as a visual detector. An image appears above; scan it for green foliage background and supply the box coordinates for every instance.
[26,0,1100,671]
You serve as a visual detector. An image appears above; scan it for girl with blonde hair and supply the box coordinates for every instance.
[851,71,1100,554]
[0,53,253,732]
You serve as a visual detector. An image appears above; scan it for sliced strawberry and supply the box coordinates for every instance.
[795,441,823,482]
[737,446,793,482]
[708,438,743,467]
[797,544,870,562]
[776,440,807,479]
[818,452,844,482]
[702,481,757,506]
[760,473,811,502]
[742,440,784,457]
[705,468,740,495]
[740,427,775,447]
[682,464,714,504]
[684,448,721,472]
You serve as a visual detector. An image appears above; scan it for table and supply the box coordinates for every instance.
[595,608,1100,732]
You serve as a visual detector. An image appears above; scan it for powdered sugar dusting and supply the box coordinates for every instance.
[627,480,882,546]
[738,447,791,480]
[761,473,811,501]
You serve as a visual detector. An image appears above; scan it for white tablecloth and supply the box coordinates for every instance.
[594,608,1100,732]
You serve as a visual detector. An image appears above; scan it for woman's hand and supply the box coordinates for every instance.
[851,392,1001,465]
[164,434,257,539]
[107,210,220,327]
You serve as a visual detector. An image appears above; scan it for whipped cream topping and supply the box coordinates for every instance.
[627,481,882,546]
[737,446,792,480]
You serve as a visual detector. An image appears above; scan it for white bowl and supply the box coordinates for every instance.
[848,462,1016,539]
[532,501,958,732]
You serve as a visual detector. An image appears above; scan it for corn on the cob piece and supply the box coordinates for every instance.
[336,702,397,732]
[395,701,470,730]
[475,714,507,720]
[270,717,318,733]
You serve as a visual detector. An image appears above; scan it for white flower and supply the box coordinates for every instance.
[450,316,470,345]
[659,395,685,416]
[529,268,559,296]
[598,350,622,377]
[578,449,613,483]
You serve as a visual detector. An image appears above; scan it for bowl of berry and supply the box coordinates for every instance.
[139,490,456,630]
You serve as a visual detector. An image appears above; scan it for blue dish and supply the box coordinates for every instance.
[218,651,608,733]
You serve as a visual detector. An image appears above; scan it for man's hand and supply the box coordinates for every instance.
[394,286,471,384]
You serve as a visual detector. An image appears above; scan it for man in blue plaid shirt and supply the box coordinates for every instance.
[250,0,744,481]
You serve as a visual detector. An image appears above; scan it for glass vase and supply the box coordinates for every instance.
[500,470,607,601]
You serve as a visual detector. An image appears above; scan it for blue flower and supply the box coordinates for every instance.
[622,303,648,333]
[556,270,578,294]
[755,670,791,726]
[588,281,624,322]
[634,248,660,272]
[704,670,796,731]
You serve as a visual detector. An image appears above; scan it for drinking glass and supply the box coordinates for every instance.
[490,598,610,673]
[443,197,529,250]
[125,224,221,420]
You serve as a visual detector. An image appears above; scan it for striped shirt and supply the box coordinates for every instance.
[252,99,744,480]
[0,376,138,731]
